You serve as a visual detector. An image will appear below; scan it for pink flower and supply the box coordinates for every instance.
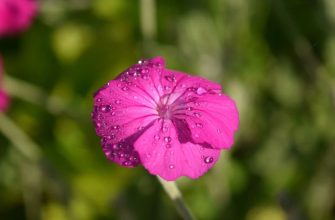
[92,57,239,181]
[0,56,10,112]
[0,0,37,37]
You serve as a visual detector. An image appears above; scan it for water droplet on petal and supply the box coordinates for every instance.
[162,126,169,132]
[169,164,175,169]
[112,144,119,149]
[186,106,193,111]
[123,161,132,166]
[137,126,144,131]
[163,86,171,91]
[112,125,120,130]
[154,135,160,140]
[164,75,176,82]
[100,105,112,113]
[164,136,172,143]
[96,122,102,128]
[204,156,214,164]
[194,112,201,117]
[196,87,207,95]
[111,111,116,116]
[122,86,129,91]
[165,144,172,148]
[97,98,102,102]
[115,100,121,104]
[146,153,151,158]
[196,123,203,128]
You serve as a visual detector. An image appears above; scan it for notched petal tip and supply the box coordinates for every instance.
[147,56,165,67]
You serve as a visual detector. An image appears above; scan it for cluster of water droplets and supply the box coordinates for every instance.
[103,141,141,167]
[117,58,164,93]
[92,97,122,136]
[93,57,223,170]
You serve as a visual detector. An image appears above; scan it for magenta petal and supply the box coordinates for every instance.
[179,93,239,149]
[134,120,221,181]
[0,0,38,37]
[92,57,239,179]
[159,70,239,149]
[0,89,10,112]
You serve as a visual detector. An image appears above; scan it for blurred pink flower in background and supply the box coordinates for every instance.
[92,57,239,181]
[0,0,37,37]
[0,56,10,112]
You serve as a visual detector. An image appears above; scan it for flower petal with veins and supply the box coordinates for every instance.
[92,57,239,180]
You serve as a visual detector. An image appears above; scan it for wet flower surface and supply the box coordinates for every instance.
[0,0,37,37]
[92,57,239,180]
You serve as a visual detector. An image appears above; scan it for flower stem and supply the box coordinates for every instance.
[0,113,42,220]
[157,177,197,220]
[4,75,83,118]
[0,112,40,161]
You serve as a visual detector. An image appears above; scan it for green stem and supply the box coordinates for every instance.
[0,112,40,161]
[4,75,83,118]
[157,177,197,220]
[0,113,42,220]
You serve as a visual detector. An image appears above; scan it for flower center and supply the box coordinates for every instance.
[157,103,172,119]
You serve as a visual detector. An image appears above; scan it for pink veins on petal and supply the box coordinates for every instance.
[92,57,239,181]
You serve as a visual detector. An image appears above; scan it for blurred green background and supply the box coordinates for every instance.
[1,0,335,219]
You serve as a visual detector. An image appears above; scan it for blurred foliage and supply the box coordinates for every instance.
[0,0,335,219]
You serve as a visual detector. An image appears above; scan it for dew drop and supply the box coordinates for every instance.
[123,161,132,166]
[138,59,147,65]
[122,86,129,91]
[112,144,119,150]
[194,112,201,117]
[169,164,175,169]
[112,125,120,130]
[146,153,151,158]
[115,100,121,104]
[163,86,171,91]
[162,126,168,132]
[97,98,102,102]
[96,122,102,128]
[105,135,112,140]
[111,111,116,116]
[137,126,144,131]
[186,106,193,111]
[195,123,203,128]
[100,105,111,113]
[164,75,175,82]
[204,156,214,164]
[164,136,172,143]
[154,135,160,140]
